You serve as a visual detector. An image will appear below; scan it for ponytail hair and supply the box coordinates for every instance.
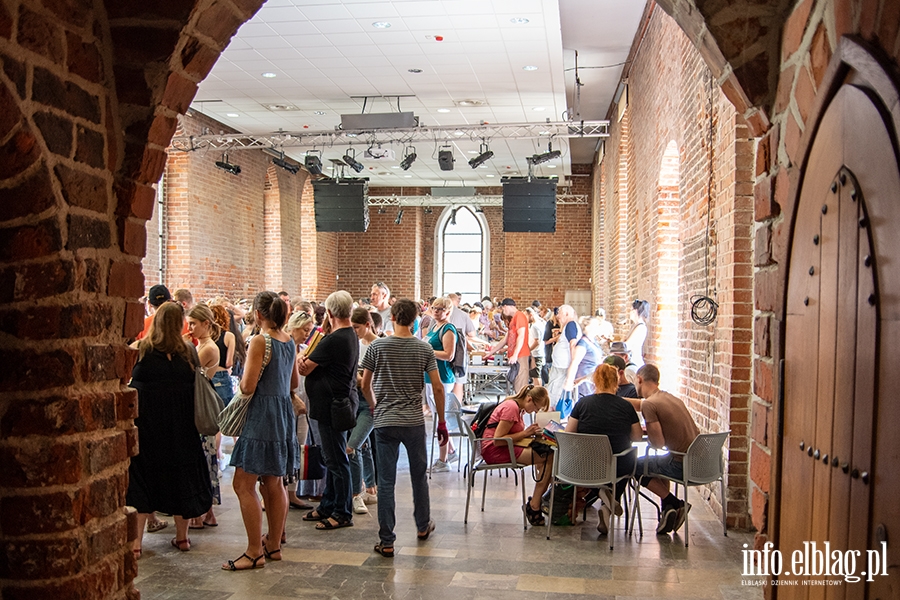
[254,291,288,328]
[592,363,619,394]
[187,303,221,341]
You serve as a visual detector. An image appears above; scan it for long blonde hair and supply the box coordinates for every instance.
[139,302,194,365]
[187,303,221,341]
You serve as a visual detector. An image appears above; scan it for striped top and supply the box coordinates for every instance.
[360,335,438,428]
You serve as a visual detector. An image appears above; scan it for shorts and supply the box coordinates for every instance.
[529,355,544,379]
[638,453,684,486]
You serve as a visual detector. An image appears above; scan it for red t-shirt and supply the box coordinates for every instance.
[506,310,531,360]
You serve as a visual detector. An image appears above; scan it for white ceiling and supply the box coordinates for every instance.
[192,0,645,187]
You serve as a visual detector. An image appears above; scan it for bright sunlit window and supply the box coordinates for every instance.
[436,206,489,304]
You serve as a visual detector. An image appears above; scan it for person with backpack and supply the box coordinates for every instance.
[424,297,460,473]
[478,385,553,526]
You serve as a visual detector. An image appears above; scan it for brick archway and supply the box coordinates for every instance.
[0,1,264,596]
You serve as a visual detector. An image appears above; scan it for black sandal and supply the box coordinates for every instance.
[302,509,326,522]
[315,516,353,530]
[523,497,545,526]
[222,553,265,571]
[373,542,394,558]
[262,534,282,561]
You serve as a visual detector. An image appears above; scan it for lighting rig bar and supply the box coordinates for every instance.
[366,194,588,207]
[169,121,609,152]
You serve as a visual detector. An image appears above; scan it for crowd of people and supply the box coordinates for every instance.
[126,282,702,567]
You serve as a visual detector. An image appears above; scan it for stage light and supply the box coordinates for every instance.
[438,146,454,171]
[215,153,241,175]
[304,151,323,175]
[273,151,299,174]
[468,142,494,169]
[527,142,562,166]
[400,146,417,170]
[342,148,364,173]
[395,209,404,225]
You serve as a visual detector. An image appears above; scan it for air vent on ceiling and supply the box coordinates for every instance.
[454,99,485,107]
[265,104,298,111]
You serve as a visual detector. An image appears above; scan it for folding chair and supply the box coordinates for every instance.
[427,392,469,476]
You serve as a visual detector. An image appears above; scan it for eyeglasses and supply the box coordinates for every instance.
[297,311,310,318]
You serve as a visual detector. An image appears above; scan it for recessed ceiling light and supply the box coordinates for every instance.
[403,174,412,178]
[546,164,557,168]
[510,17,530,24]
[467,150,478,154]
[261,72,277,78]
[453,131,465,136]
[532,107,546,112]
[313,110,326,115]
[327,166,334,170]
[226,113,239,117]
[437,108,451,113]
[408,68,423,73]
[391,165,400,169]
[486,174,495,178]
[372,21,391,28]
[346,133,358,137]
[522,65,538,71]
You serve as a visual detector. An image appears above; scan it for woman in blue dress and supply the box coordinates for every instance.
[223,291,300,571]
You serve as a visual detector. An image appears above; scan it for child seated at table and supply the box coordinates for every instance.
[565,364,643,534]
[480,385,552,526]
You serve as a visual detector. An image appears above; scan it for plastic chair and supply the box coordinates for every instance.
[545,431,637,550]
[630,431,729,547]
[427,392,469,476]
[463,420,528,530]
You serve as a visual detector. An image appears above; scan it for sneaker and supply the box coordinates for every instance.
[673,502,691,533]
[362,490,378,505]
[352,495,369,515]
[597,504,611,535]
[657,507,677,535]
[430,460,450,473]
[598,487,623,517]
[445,450,459,464]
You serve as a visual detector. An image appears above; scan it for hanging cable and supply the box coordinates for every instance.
[691,68,718,327]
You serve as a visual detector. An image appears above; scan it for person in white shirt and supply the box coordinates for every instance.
[525,307,545,387]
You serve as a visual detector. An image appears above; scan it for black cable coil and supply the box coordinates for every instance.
[690,295,718,326]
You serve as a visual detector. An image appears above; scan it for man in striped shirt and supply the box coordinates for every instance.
[360,299,449,557]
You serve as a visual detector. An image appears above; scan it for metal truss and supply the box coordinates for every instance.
[169,121,609,153]
[367,194,589,207]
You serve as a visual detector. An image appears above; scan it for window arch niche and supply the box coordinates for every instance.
[434,205,490,304]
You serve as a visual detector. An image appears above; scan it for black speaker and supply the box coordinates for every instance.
[501,178,557,232]
[438,149,454,171]
[313,179,369,232]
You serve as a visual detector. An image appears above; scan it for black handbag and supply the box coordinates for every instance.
[298,417,326,480]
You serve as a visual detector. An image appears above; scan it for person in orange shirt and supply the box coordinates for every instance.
[136,284,172,341]
[486,298,531,394]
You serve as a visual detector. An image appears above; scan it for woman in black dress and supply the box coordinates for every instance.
[128,302,212,558]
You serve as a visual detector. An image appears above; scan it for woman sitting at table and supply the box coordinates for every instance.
[480,385,552,526]
[565,363,642,535]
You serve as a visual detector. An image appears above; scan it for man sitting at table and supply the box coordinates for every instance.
[603,355,637,400]
[634,364,699,536]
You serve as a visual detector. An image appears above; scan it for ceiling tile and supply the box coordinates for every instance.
[343,2,401,18]
[313,19,366,34]
[299,4,355,20]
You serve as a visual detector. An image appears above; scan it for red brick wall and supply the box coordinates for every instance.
[596,9,754,529]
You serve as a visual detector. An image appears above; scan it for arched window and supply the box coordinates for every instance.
[435,206,489,304]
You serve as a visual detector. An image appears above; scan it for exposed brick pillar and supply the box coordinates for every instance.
[0,0,264,597]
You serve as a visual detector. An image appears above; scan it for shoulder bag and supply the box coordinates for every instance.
[194,366,225,435]
[217,334,272,436]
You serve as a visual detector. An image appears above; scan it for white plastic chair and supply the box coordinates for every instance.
[631,431,729,547]
[463,420,528,530]
[545,431,637,550]
[427,392,469,476]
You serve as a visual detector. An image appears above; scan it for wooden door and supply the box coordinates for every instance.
[779,74,900,598]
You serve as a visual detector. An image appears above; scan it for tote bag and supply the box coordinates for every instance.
[217,334,272,437]
[298,416,326,480]
[194,367,225,435]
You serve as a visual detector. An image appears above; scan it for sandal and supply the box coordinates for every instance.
[146,518,168,533]
[316,516,353,530]
[222,552,265,571]
[417,520,436,541]
[523,497,545,527]
[170,537,191,552]
[373,542,394,558]
[262,534,282,561]
[302,509,326,522]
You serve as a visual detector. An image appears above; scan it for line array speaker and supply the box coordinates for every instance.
[501,178,557,232]
[313,178,369,232]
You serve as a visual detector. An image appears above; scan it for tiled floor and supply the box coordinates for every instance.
[134,440,763,600]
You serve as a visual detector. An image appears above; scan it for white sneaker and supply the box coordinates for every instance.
[445,451,459,464]
[431,460,450,473]
[352,495,369,514]
[363,490,378,505]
